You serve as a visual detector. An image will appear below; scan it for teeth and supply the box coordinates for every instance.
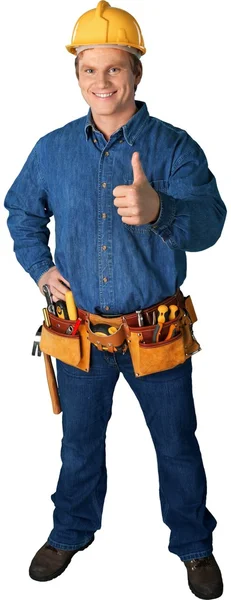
[94,92,115,98]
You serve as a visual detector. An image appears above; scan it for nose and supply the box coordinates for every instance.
[94,71,110,89]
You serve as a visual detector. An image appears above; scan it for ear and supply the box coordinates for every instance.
[75,61,79,82]
[135,63,143,86]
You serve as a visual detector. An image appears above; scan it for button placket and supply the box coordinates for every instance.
[98,147,114,312]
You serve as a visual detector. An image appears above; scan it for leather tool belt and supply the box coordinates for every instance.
[38,287,201,415]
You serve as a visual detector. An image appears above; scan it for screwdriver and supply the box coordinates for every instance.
[136,309,144,327]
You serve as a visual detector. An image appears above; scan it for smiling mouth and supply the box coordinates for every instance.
[92,91,117,98]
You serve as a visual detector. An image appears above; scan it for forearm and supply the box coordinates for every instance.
[148,145,227,251]
[4,141,55,284]
[149,191,227,252]
[5,199,55,283]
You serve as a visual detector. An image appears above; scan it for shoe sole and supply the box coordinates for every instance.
[188,579,223,599]
[29,534,95,582]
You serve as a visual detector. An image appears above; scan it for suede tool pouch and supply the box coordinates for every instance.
[123,295,201,377]
[39,312,83,368]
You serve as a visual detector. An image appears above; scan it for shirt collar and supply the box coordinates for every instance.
[84,100,150,145]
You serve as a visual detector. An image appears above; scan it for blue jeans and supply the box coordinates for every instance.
[47,343,217,561]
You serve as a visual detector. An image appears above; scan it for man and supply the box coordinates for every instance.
[4,1,227,597]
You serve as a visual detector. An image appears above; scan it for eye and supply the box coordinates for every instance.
[84,67,120,74]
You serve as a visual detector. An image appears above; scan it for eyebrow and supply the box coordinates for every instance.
[80,62,127,69]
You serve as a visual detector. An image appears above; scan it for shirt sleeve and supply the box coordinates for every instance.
[149,143,227,251]
[4,140,55,284]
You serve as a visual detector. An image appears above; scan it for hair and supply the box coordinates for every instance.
[74,51,142,94]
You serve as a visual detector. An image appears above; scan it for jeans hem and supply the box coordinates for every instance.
[179,548,213,562]
[46,534,94,551]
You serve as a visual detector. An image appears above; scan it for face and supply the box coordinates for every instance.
[77,47,142,117]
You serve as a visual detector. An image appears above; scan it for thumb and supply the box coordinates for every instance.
[131,152,147,184]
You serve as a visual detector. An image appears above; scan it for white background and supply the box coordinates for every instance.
[0,0,230,598]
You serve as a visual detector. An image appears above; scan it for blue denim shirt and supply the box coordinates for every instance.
[4,100,227,315]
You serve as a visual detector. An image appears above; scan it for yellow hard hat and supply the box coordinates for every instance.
[66,0,146,56]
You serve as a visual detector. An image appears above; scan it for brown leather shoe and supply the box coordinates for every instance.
[29,534,95,582]
[183,554,223,599]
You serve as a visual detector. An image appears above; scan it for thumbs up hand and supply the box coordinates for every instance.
[113,152,160,226]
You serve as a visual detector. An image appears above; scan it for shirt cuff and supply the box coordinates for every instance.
[148,192,176,234]
[29,261,56,285]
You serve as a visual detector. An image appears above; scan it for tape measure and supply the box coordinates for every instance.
[90,323,127,353]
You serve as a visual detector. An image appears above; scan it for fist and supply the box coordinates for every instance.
[113,152,160,226]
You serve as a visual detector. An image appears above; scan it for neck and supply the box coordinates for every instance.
[91,102,138,141]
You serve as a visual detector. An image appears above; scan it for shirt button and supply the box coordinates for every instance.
[119,139,124,143]
[93,138,97,143]
[102,245,107,250]
[103,277,108,283]
[104,306,110,311]
[102,213,107,219]
[102,182,107,188]
[105,151,110,156]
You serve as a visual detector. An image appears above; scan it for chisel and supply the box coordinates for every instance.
[43,307,51,328]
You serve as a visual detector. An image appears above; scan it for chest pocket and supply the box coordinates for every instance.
[121,179,168,234]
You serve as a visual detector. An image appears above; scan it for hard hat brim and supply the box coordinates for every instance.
[66,43,146,56]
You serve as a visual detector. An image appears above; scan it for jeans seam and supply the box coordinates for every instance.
[159,485,170,523]
[93,488,101,521]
